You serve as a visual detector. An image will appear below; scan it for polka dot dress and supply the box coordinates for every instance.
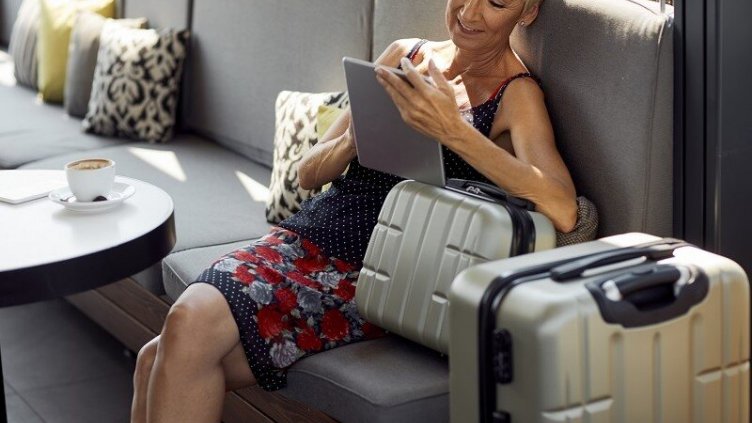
[192,40,542,391]
[280,40,541,264]
[193,227,385,391]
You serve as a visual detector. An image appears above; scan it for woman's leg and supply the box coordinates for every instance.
[130,334,255,423]
[139,283,256,423]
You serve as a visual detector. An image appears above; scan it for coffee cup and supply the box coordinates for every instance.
[64,158,116,202]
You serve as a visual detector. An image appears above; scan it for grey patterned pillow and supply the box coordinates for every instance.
[555,196,599,246]
[265,91,350,224]
[82,22,190,143]
[8,0,40,89]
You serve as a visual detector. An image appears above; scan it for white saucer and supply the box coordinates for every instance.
[49,182,136,213]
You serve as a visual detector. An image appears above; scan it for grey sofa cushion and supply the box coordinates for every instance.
[21,135,273,293]
[510,0,674,236]
[183,0,372,166]
[162,239,253,301]
[0,68,129,170]
[282,336,449,423]
[162,243,448,423]
[8,0,38,89]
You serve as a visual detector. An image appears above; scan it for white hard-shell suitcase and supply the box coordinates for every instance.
[356,179,555,353]
[449,233,750,423]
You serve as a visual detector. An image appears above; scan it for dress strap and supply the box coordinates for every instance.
[488,72,542,101]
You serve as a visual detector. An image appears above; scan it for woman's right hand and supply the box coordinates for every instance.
[297,39,420,190]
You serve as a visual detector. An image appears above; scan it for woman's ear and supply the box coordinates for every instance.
[519,4,540,26]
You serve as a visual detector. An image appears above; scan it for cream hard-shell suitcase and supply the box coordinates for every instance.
[449,233,750,423]
[356,179,555,353]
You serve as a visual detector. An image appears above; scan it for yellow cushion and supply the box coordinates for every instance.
[316,104,345,140]
[316,104,347,192]
[37,0,115,103]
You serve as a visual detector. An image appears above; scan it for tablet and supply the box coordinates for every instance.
[343,57,445,186]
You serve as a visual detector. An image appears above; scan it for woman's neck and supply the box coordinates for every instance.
[443,41,511,80]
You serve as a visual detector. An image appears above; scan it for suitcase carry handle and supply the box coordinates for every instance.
[610,264,682,298]
[550,241,690,281]
[445,178,535,211]
[587,263,709,328]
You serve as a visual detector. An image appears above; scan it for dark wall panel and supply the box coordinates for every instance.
[0,0,24,46]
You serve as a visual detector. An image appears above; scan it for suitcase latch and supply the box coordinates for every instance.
[492,329,513,384]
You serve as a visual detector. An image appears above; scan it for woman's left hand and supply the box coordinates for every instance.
[375,58,469,147]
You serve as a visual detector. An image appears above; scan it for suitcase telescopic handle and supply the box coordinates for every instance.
[445,178,535,210]
[550,242,689,281]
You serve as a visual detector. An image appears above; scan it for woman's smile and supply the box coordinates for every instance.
[457,17,484,35]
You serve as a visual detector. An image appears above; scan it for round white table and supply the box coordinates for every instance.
[0,170,176,422]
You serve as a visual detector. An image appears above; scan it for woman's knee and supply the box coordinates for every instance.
[134,336,160,383]
[159,283,240,359]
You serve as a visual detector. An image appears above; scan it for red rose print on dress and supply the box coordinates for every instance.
[293,255,329,273]
[233,265,255,285]
[234,250,261,264]
[257,307,289,339]
[256,246,283,263]
[257,265,284,285]
[333,258,354,273]
[321,309,349,341]
[287,272,322,290]
[334,279,356,301]
[296,327,323,351]
[301,238,322,256]
[274,288,298,313]
[362,322,385,339]
[264,233,284,245]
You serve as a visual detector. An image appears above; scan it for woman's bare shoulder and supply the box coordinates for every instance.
[493,76,547,135]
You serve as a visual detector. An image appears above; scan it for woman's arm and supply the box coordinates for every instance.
[376,58,577,232]
[298,39,422,190]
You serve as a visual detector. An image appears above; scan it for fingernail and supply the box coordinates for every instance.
[401,57,411,67]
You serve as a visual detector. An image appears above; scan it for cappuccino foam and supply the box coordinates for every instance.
[69,159,111,171]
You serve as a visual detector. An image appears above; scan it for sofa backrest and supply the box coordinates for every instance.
[511,0,673,236]
[121,0,190,30]
[179,0,373,166]
[1,0,674,237]
[371,0,448,59]
[372,0,675,237]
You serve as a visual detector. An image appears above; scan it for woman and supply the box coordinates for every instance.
[130,0,576,421]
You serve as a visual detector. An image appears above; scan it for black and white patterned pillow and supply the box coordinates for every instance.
[82,22,190,143]
[265,91,349,224]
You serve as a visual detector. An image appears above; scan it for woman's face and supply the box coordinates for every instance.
[445,0,525,52]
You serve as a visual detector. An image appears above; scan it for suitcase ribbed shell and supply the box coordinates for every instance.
[356,180,555,353]
[449,233,750,422]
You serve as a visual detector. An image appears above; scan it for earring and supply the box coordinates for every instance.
[519,21,526,27]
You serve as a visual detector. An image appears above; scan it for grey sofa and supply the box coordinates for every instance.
[0,0,674,421]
